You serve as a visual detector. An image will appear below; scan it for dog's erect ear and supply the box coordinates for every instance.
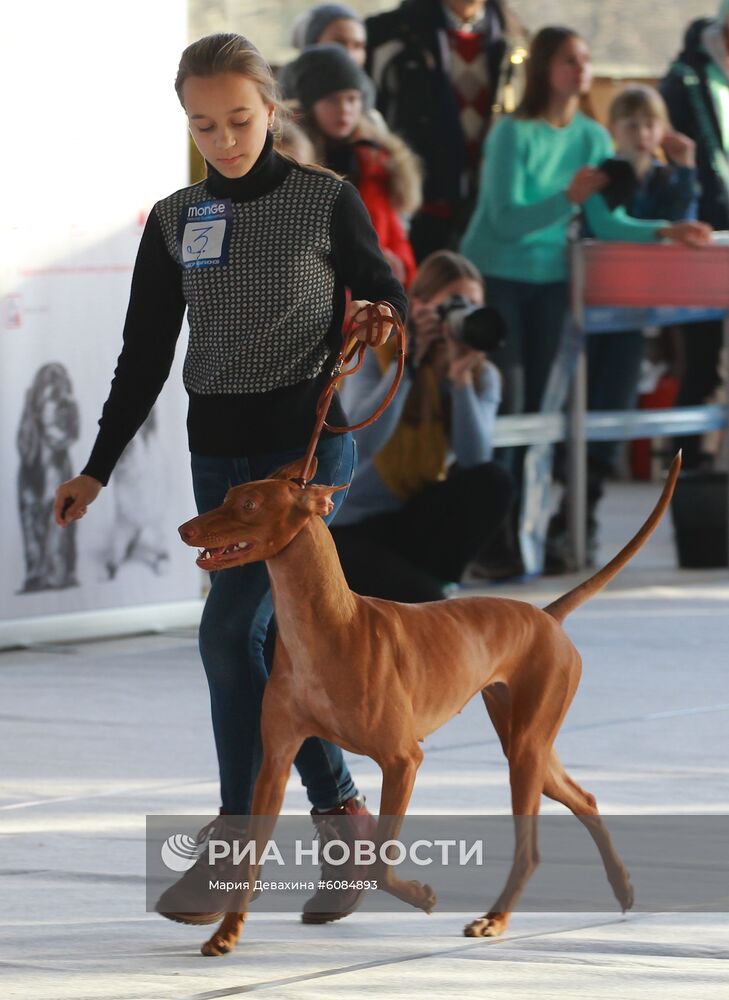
[292,482,349,517]
[270,456,318,482]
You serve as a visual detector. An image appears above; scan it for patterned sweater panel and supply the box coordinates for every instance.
[154,169,342,394]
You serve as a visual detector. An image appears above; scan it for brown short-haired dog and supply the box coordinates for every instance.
[176,453,682,956]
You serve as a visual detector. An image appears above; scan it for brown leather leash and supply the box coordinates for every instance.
[293,292,407,487]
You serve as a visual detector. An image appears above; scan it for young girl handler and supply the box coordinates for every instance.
[53,33,406,926]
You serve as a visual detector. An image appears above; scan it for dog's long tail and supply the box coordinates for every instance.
[543,452,682,624]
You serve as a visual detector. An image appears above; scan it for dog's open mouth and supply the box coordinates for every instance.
[196,541,251,568]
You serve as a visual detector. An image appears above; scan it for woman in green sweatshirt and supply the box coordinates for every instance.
[461,25,710,577]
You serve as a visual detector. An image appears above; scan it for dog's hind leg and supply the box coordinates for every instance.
[464,741,548,937]
[481,682,512,757]
[372,744,436,913]
[542,749,633,912]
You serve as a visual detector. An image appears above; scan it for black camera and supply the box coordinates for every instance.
[436,294,507,353]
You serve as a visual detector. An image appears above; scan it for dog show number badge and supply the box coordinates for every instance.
[179,199,233,268]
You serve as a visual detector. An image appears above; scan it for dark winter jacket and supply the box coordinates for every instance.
[660,17,729,229]
[366,0,526,213]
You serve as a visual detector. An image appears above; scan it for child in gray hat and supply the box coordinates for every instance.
[290,44,422,285]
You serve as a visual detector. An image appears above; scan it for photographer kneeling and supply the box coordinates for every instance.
[332,251,514,602]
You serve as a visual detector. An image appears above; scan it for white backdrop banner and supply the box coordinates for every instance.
[0,1,203,628]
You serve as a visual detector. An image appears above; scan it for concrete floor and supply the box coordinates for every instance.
[1,481,728,1000]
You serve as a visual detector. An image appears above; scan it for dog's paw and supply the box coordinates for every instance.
[606,862,635,913]
[417,882,437,914]
[200,914,246,957]
[201,933,235,957]
[200,934,231,958]
[615,872,635,913]
[404,879,437,913]
[463,912,509,938]
[384,878,437,913]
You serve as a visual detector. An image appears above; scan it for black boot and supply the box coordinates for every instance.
[464,515,526,583]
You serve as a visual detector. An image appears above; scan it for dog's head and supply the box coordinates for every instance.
[178,458,347,570]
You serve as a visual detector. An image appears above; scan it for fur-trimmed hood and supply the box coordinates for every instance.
[358,114,423,215]
[301,108,423,215]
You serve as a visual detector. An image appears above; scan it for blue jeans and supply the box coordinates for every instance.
[587,330,645,473]
[485,276,569,497]
[485,276,570,417]
[191,434,357,814]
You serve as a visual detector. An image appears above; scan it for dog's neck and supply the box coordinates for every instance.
[266,515,358,640]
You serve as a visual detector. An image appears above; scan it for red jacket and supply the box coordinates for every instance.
[351,140,417,286]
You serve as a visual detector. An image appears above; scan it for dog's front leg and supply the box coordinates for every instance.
[373,748,436,913]
[201,741,300,957]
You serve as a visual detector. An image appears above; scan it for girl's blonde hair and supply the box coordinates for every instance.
[608,84,669,127]
[175,33,288,137]
[409,251,483,303]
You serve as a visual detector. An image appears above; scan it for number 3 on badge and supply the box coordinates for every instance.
[180,199,232,268]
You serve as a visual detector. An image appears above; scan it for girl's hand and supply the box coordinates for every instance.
[53,474,102,527]
[348,299,396,346]
[448,344,487,388]
[566,166,608,205]
[662,131,696,168]
[409,303,446,367]
[657,220,712,247]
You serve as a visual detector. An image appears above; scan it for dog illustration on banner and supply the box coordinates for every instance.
[104,409,170,579]
[17,362,80,592]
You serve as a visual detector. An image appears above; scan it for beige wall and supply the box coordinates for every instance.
[189,0,704,77]
[188,2,662,126]
[190,1,393,66]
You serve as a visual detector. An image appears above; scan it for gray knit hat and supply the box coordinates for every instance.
[302,4,363,47]
[290,43,367,111]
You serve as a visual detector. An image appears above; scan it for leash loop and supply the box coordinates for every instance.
[294,294,407,487]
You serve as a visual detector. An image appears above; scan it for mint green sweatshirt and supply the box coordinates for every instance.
[461,111,667,283]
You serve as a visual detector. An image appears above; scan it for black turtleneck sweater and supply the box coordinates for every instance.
[82,133,407,485]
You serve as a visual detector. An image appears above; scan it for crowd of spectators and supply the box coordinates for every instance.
[269,0,727,590]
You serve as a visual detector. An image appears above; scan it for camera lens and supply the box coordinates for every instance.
[461,307,508,353]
